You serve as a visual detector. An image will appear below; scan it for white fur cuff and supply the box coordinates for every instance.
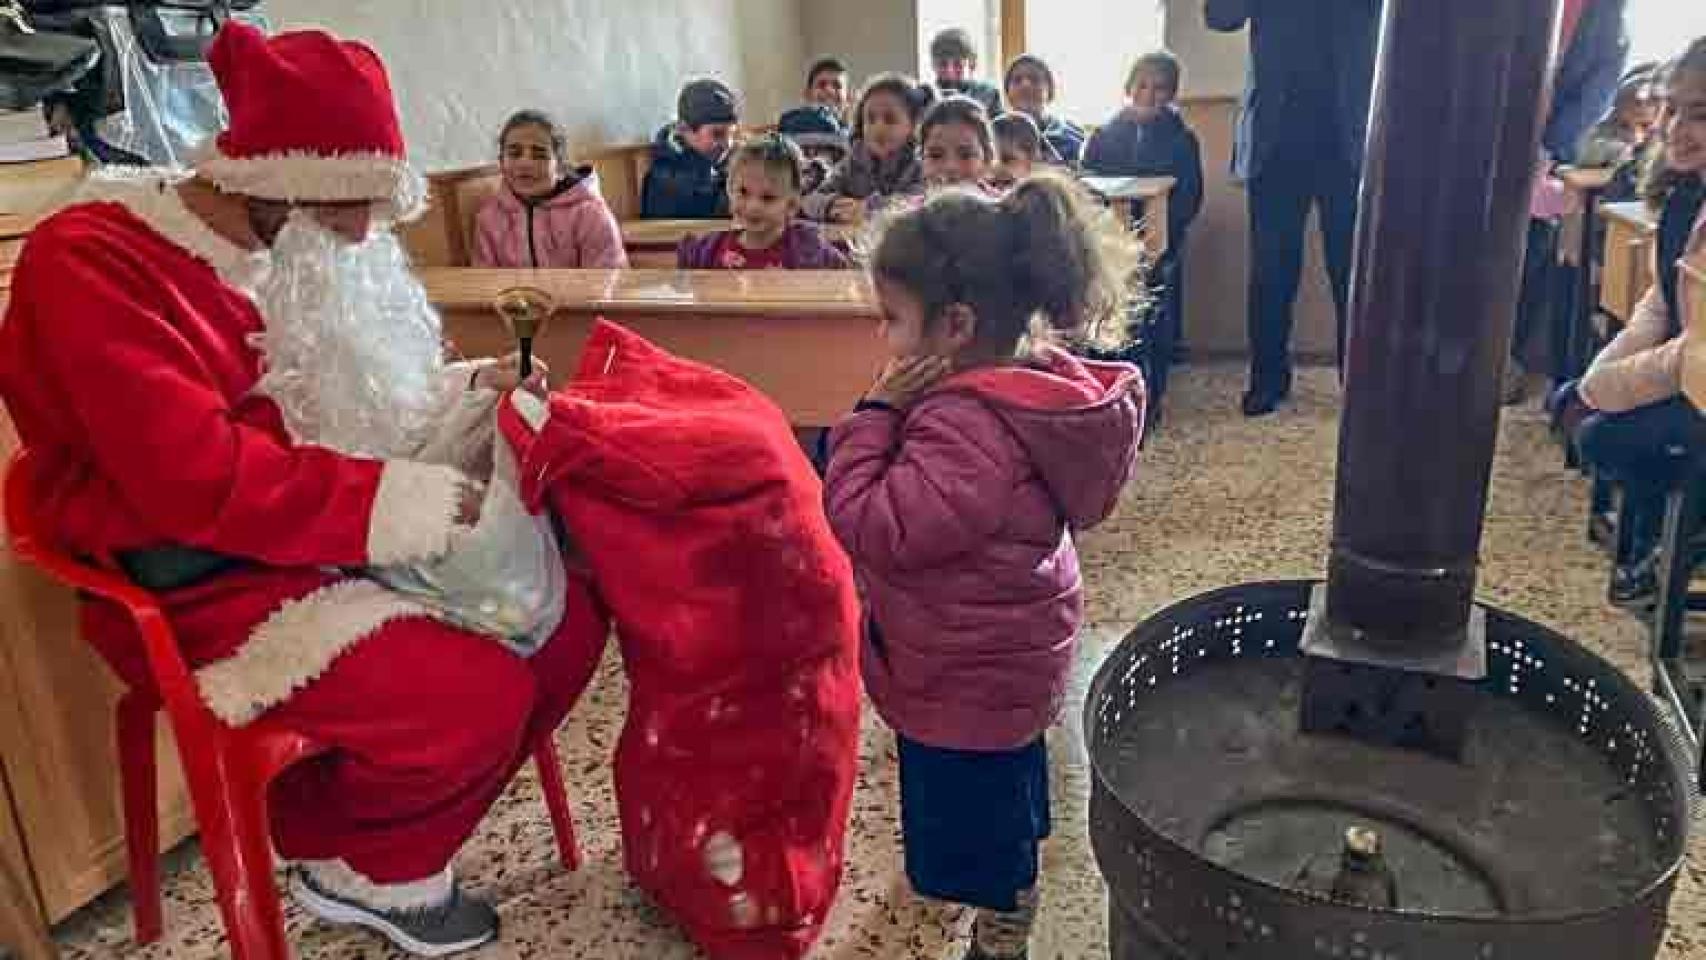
[369,460,466,566]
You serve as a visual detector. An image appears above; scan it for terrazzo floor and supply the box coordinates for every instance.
[50,363,1706,959]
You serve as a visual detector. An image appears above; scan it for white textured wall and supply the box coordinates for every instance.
[802,0,920,81]
[1163,0,1248,99]
[269,0,806,171]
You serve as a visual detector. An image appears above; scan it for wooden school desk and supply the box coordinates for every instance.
[424,269,883,428]
[1079,175,1176,261]
[619,220,860,268]
[1599,201,1659,332]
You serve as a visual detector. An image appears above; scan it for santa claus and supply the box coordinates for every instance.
[0,21,606,956]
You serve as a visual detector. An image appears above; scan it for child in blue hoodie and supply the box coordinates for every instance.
[1083,51,1204,422]
[641,78,740,219]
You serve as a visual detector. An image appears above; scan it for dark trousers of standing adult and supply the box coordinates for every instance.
[1245,156,1359,397]
[1146,242,1186,421]
[1576,397,1706,561]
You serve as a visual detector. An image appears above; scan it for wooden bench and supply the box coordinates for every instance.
[619,219,862,268]
[400,143,653,268]
[425,268,882,428]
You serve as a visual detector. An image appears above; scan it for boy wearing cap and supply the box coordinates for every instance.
[641,77,740,219]
[929,28,1003,118]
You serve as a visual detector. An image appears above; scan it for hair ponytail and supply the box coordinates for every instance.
[872,171,1142,356]
[999,173,1138,347]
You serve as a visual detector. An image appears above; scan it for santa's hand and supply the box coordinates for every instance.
[473,353,550,396]
[455,476,486,528]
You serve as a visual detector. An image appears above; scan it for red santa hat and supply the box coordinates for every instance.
[193,22,426,221]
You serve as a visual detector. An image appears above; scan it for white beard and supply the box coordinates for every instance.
[249,214,447,459]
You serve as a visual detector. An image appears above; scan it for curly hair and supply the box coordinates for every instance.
[872,171,1143,353]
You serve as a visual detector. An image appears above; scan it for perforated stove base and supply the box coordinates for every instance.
[1105,656,1658,914]
[1087,581,1695,960]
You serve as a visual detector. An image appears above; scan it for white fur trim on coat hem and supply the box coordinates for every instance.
[195,579,428,726]
[369,460,466,566]
[191,143,428,223]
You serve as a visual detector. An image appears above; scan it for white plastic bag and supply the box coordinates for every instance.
[373,418,567,657]
[88,7,268,167]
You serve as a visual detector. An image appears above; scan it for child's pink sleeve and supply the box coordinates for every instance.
[471,203,503,268]
[578,199,630,269]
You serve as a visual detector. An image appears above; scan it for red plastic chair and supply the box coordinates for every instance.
[3,449,581,960]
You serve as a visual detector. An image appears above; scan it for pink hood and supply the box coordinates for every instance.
[930,349,1144,530]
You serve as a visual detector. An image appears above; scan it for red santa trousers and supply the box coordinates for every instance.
[264,572,607,882]
[522,321,862,960]
[254,401,608,884]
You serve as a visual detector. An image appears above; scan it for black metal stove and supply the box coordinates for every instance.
[1086,0,1698,957]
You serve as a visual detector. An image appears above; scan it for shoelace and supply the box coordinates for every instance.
[392,887,464,926]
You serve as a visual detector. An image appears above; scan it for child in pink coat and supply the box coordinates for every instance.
[473,110,628,269]
[824,172,1144,960]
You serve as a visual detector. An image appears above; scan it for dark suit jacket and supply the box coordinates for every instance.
[1207,0,1382,182]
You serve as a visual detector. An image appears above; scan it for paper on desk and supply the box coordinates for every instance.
[624,280,697,301]
[1080,176,1153,199]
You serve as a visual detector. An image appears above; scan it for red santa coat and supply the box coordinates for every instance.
[0,174,468,725]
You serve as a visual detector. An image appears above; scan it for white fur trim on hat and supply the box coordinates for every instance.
[368,459,467,566]
[195,578,428,726]
[192,141,428,223]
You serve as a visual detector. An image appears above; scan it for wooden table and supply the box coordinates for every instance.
[1079,175,1176,260]
[619,220,858,268]
[0,830,56,960]
[1681,253,1706,411]
[425,269,883,428]
[1599,201,1659,330]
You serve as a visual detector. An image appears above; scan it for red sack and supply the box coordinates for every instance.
[520,321,862,960]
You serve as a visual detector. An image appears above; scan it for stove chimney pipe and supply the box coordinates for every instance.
[1321,0,1563,658]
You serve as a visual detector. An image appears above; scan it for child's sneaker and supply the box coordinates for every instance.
[289,866,498,957]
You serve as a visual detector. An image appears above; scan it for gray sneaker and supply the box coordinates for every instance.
[289,867,498,957]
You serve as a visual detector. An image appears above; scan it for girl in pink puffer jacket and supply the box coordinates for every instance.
[473,110,628,269]
[824,173,1144,960]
